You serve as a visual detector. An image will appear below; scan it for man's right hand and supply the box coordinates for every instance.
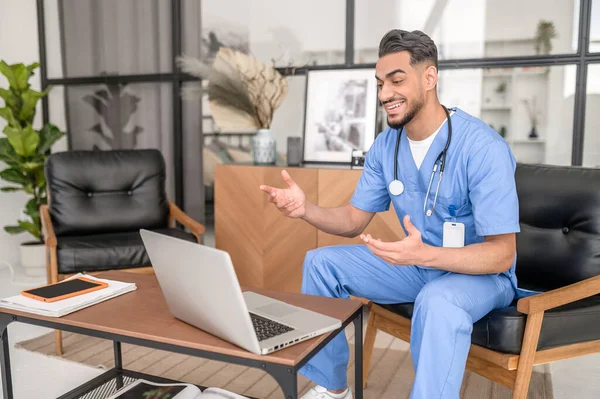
[259,170,307,219]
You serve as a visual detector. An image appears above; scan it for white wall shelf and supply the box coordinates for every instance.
[482,106,511,111]
[481,64,549,164]
[511,139,545,144]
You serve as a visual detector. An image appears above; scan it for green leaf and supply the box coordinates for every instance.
[0,168,29,186]
[26,62,40,77]
[14,64,29,90]
[0,88,17,109]
[3,124,39,157]
[4,225,25,235]
[0,187,21,192]
[0,61,15,87]
[17,220,40,240]
[36,167,46,188]
[37,123,64,154]
[21,161,44,172]
[25,198,40,219]
[0,138,20,165]
[0,61,28,90]
[0,107,19,128]
[19,88,49,123]
[39,180,47,196]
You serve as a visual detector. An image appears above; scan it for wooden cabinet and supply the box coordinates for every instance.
[215,164,405,293]
[317,169,404,247]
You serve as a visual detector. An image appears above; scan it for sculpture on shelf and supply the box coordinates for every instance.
[522,96,540,139]
[177,49,288,164]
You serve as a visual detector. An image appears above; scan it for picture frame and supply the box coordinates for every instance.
[302,68,378,164]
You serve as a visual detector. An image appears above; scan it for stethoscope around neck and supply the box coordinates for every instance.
[388,105,453,217]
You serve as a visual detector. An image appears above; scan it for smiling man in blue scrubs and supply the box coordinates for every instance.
[259,29,520,399]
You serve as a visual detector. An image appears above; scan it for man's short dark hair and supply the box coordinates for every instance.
[378,29,438,69]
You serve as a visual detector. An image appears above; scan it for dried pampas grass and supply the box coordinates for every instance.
[178,48,288,130]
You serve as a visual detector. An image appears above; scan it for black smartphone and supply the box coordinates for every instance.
[21,277,108,303]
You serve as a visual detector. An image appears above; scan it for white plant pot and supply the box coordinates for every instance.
[20,242,46,278]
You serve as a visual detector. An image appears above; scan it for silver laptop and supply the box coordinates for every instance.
[140,229,342,355]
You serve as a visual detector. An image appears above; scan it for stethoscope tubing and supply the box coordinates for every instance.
[391,105,453,216]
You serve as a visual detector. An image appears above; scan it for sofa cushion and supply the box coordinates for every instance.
[378,297,600,354]
[45,149,170,236]
[515,164,600,291]
[57,228,196,274]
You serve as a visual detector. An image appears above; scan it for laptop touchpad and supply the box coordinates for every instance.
[256,302,299,318]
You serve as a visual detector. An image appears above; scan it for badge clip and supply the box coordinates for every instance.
[448,205,457,222]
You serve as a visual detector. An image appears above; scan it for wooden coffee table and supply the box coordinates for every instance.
[0,271,363,399]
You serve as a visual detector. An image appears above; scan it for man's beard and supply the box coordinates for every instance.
[386,96,424,130]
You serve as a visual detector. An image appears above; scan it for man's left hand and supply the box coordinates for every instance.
[360,215,429,266]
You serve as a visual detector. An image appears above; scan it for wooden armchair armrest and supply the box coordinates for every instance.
[517,275,600,314]
[40,204,57,247]
[168,200,206,242]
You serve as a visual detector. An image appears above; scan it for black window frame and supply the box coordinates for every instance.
[36,0,600,210]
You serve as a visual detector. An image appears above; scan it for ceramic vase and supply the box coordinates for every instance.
[252,128,276,164]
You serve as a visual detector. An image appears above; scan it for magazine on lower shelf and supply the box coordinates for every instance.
[107,379,249,399]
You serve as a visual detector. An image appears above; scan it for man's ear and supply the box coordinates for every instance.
[423,65,438,91]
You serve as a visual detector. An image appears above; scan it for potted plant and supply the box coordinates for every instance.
[177,48,288,164]
[535,20,557,55]
[0,60,64,276]
[495,81,507,105]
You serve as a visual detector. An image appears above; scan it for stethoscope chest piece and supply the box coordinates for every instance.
[389,179,404,196]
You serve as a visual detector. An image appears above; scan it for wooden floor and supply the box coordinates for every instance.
[15,311,554,399]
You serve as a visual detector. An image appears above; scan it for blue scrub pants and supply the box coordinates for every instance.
[298,245,515,399]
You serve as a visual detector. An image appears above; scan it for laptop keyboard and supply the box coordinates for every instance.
[250,312,295,341]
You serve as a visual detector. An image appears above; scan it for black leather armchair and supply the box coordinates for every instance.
[362,163,600,398]
[40,149,205,354]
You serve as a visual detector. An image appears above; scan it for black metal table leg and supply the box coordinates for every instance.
[267,364,298,399]
[0,314,14,399]
[354,309,363,399]
[113,341,124,389]
[114,341,122,369]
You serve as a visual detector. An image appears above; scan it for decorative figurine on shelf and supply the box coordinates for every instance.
[177,48,288,164]
[522,96,540,140]
[529,126,538,139]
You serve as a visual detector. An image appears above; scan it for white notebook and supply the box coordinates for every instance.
[0,273,137,317]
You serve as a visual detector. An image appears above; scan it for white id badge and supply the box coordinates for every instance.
[443,222,465,248]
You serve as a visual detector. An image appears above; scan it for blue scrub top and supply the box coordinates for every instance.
[350,107,524,294]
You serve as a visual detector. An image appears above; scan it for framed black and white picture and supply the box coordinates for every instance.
[302,68,378,163]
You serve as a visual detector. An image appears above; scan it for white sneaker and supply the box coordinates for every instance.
[300,385,353,399]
